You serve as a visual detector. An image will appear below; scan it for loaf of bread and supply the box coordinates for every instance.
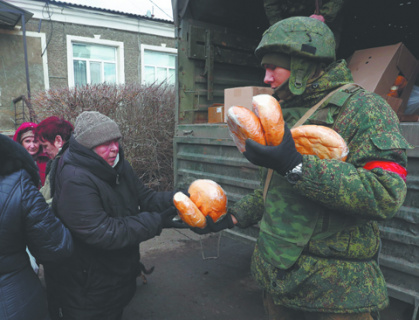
[227,106,266,153]
[252,94,284,146]
[173,179,228,228]
[188,179,227,223]
[173,191,207,228]
[227,95,348,161]
[290,125,349,161]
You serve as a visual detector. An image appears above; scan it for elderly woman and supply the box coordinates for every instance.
[45,111,185,320]
[13,122,50,186]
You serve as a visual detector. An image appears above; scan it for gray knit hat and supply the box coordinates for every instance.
[74,111,122,149]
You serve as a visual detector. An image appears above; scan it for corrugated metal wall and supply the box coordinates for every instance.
[378,123,419,314]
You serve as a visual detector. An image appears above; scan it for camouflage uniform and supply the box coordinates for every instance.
[231,59,412,313]
[264,0,345,24]
[263,0,346,47]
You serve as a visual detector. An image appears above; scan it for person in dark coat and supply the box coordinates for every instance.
[13,122,52,274]
[0,134,73,320]
[35,116,74,161]
[35,116,74,203]
[44,111,184,320]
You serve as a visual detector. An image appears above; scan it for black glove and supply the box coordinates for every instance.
[191,212,235,235]
[160,206,189,229]
[243,123,302,176]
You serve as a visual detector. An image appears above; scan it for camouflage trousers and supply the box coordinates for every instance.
[263,291,374,320]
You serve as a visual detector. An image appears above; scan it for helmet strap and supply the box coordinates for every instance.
[288,57,317,96]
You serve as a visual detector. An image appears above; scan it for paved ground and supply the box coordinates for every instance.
[123,229,264,320]
[122,229,417,320]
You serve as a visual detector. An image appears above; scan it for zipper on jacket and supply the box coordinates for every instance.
[116,174,120,185]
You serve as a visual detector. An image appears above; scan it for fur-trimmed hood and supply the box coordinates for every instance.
[0,134,40,187]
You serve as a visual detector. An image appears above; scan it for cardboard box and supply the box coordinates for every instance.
[347,42,419,116]
[224,86,274,122]
[398,114,419,122]
[208,104,224,123]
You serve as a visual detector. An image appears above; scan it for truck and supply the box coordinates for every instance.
[171,0,419,318]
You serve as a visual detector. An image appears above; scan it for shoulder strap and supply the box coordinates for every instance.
[262,83,361,201]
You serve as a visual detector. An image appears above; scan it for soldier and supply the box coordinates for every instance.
[194,17,412,319]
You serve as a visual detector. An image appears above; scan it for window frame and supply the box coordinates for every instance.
[140,44,177,85]
[67,35,125,87]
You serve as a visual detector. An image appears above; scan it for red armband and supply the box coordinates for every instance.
[363,161,407,182]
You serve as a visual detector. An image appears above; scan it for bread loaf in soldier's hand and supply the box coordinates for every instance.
[252,94,284,146]
[227,95,348,161]
[290,125,349,161]
[227,94,284,152]
[227,106,266,153]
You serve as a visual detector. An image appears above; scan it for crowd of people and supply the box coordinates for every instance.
[0,13,412,320]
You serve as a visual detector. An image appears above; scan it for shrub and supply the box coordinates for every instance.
[31,83,176,191]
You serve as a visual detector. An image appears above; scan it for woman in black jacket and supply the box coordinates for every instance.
[0,134,73,320]
[45,111,183,320]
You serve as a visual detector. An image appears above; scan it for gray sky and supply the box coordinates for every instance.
[59,0,173,20]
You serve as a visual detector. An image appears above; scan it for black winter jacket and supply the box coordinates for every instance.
[0,134,73,320]
[45,136,175,313]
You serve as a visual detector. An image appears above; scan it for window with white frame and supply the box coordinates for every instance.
[67,36,124,87]
[141,45,177,85]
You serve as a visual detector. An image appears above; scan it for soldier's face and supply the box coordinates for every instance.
[263,64,291,89]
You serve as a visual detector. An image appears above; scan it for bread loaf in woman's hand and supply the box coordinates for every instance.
[173,192,207,228]
[188,179,227,223]
[290,125,349,161]
[173,179,228,228]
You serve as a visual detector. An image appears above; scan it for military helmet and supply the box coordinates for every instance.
[255,16,336,62]
[256,17,336,96]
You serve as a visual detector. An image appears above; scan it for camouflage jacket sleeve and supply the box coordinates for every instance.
[230,188,265,228]
[294,92,411,221]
